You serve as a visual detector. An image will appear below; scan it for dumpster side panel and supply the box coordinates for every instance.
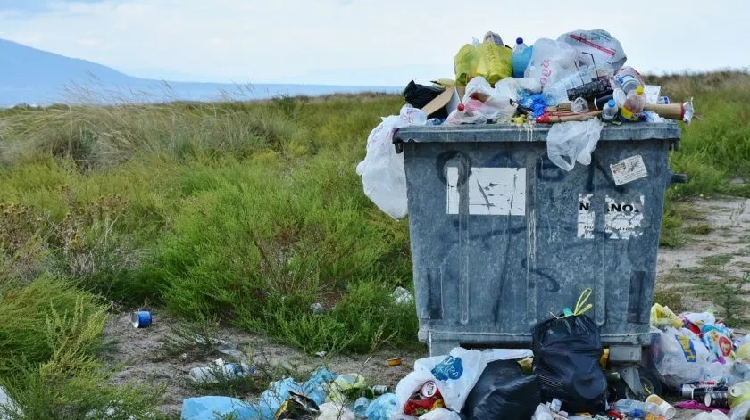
[403,138,671,350]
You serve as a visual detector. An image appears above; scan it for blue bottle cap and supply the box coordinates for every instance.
[607,99,615,107]
[516,37,523,44]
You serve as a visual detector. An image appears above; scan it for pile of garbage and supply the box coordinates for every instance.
[177,290,750,419]
[649,303,750,419]
[357,28,696,219]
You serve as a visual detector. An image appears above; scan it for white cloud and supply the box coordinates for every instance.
[1,0,749,85]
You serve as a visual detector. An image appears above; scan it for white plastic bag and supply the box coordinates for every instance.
[318,402,356,420]
[654,327,713,387]
[524,38,578,89]
[557,29,627,71]
[356,105,427,219]
[419,408,462,420]
[460,77,516,123]
[395,348,487,414]
[545,119,604,171]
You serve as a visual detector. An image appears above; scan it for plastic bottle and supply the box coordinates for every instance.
[620,85,646,121]
[613,399,661,417]
[602,99,619,121]
[512,37,533,78]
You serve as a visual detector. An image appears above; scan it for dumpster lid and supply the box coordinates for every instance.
[393,122,680,144]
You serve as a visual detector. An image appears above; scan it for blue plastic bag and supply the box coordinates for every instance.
[181,367,336,420]
[366,393,398,420]
[181,396,260,420]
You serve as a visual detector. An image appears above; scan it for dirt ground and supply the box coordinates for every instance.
[103,197,750,419]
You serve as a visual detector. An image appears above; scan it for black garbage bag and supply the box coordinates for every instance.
[532,314,607,414]
[461,359,540,420]
[403,81,447,119]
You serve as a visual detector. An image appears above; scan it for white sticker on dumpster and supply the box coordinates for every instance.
[446,167,526,215]
[611,155,647,185]
[605,195,645,239]
[578,194,595,239]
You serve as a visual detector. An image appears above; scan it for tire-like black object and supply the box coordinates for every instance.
[616,366,663,400]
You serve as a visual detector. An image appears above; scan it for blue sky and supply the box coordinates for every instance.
[0,0,748,86]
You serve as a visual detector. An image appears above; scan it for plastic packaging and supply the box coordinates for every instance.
[703,326,736,361]
[512,37,533,78]
[532,314,607,413]
[614,67,646,94]
[613,399,661,416]
[461,359,540,420]
[326,374,367,404]
[356,104,427,219]
[602,99,619,121]
[188,361,251,384]
[620,85,646,120]
[571,97,588,113]
[729,382,750,408]
[524,38,578,89]
[545,119,605,171]
[557,29,627,71]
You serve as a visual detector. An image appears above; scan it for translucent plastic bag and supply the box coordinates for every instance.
[524,38,577,90]
[356,105,427,219]
[545,119,604,171]
[460,77,516,123]
[557,29,627,71]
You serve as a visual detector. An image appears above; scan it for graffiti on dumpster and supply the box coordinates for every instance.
[446,167,526,216]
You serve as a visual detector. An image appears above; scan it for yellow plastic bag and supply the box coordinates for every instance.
[454,45,479,87]
[454,42,511,87]
[650,303,683,328]
[476,43,512,86]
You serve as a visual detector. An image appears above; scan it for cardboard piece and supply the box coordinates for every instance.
[420,86,465,118]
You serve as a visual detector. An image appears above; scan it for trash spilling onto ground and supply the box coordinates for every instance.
[178,289,750,419]
[356,28,698,217]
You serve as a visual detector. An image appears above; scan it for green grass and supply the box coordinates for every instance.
[1,72,750,416]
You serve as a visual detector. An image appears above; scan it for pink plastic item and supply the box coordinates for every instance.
[674,400,729,414]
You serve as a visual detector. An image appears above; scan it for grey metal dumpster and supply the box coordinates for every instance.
[393,123,682,365]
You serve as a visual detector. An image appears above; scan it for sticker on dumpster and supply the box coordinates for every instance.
[604,195,645,239]
[446,167,526,216]
[611,155,647,185]
[577,194,595,239]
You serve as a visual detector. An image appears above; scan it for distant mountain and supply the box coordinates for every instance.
[0,39,399,106]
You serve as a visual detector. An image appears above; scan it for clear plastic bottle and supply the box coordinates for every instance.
[602,99,619,121]
[613,399,661,417]
[620,85,646,121]
[512,37,533,78]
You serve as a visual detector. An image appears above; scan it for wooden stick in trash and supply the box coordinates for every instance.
[537,111,601,123]
[643,103,684,120]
